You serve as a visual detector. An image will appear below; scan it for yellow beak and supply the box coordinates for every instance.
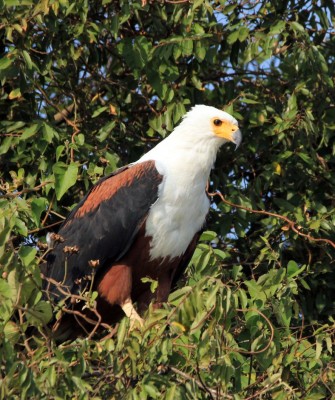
[213,121,242,148]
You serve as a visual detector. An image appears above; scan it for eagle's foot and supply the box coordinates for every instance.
[121,298,144,329]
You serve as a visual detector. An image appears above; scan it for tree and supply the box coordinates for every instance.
[1,0,335,398]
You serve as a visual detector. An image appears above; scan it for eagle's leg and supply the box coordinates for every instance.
[97,264,142,327]
[121,298,144,328]
[154,271,174,308]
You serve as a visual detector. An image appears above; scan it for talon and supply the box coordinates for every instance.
[121,298,144,329]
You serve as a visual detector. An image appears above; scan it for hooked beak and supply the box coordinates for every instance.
[232,129,242,149]
[212,119,242,149]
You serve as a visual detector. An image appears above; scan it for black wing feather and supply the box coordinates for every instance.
[43,161,162,296]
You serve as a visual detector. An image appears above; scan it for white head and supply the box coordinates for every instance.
[175,105,242,148]
[142,105,242,260]
[139,105,242,169]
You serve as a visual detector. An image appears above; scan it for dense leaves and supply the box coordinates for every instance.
[1,0,335,398]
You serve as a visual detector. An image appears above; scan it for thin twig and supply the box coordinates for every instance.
[41,192,55,226]
[225,308,275,355]
[35,83,80,162]
[165,0,189,3]
[0,180,53,199]
[208,191,335,250]
[28,220,64,235]
[42,274,111,337]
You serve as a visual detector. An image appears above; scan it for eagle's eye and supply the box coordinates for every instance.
[213,119,222,126]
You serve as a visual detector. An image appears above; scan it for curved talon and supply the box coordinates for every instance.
[121,298,144,329]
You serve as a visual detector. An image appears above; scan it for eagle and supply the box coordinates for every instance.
[42,105,241,334]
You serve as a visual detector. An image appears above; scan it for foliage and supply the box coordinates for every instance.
[1,0,335,398]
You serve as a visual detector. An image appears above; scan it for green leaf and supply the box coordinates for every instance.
[195,41,206,62]
[269,20,286,34]
[26,301,53,326]
[290,21,305,33]
[213,248,228,260]
[238,27,249,42]
[56,145,65,161]
[97,121,116,142]
[315,338,322,360]
[309,219,320,231]
[0,279,13,299]
[76,133,85,146]
[297,152,313,165]
[18,246,37,267]
[92,106,108,118]
[244,280,266,302]
[42,123,59,143]
[325,336,332,355]
[30,197,48,226]
[141,277,158,293]
[8,88,21,99]
[0,137,13,155]
[15,217,28,236]
[200,231,217,241]
[273,198,296,212]
[286,260,298,277]
[4,0,34,5]
[53,162,79,200]
[227,30,239,44]
[22,50,33,70]
[20,123,40,140]
[168,286,192,304]
[181,39,193,56]
[0,57,12,70]
[4,321,20,344]
[192,0,204,10]
[241,97,260,104]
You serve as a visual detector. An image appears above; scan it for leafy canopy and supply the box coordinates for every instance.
[0,0,335,398]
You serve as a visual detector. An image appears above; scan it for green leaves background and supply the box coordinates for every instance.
[0,0,335,398]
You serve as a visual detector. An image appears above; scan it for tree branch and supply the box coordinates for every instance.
[209,191,335,250]
[0,180,53,199]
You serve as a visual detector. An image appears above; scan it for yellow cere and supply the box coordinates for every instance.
[211,117,239,142]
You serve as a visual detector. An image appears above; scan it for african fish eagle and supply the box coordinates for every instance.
[43,105,241,332]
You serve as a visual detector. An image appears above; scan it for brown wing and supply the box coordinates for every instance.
[42,160,163,297]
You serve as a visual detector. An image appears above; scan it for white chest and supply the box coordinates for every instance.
[145,160,210,260]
